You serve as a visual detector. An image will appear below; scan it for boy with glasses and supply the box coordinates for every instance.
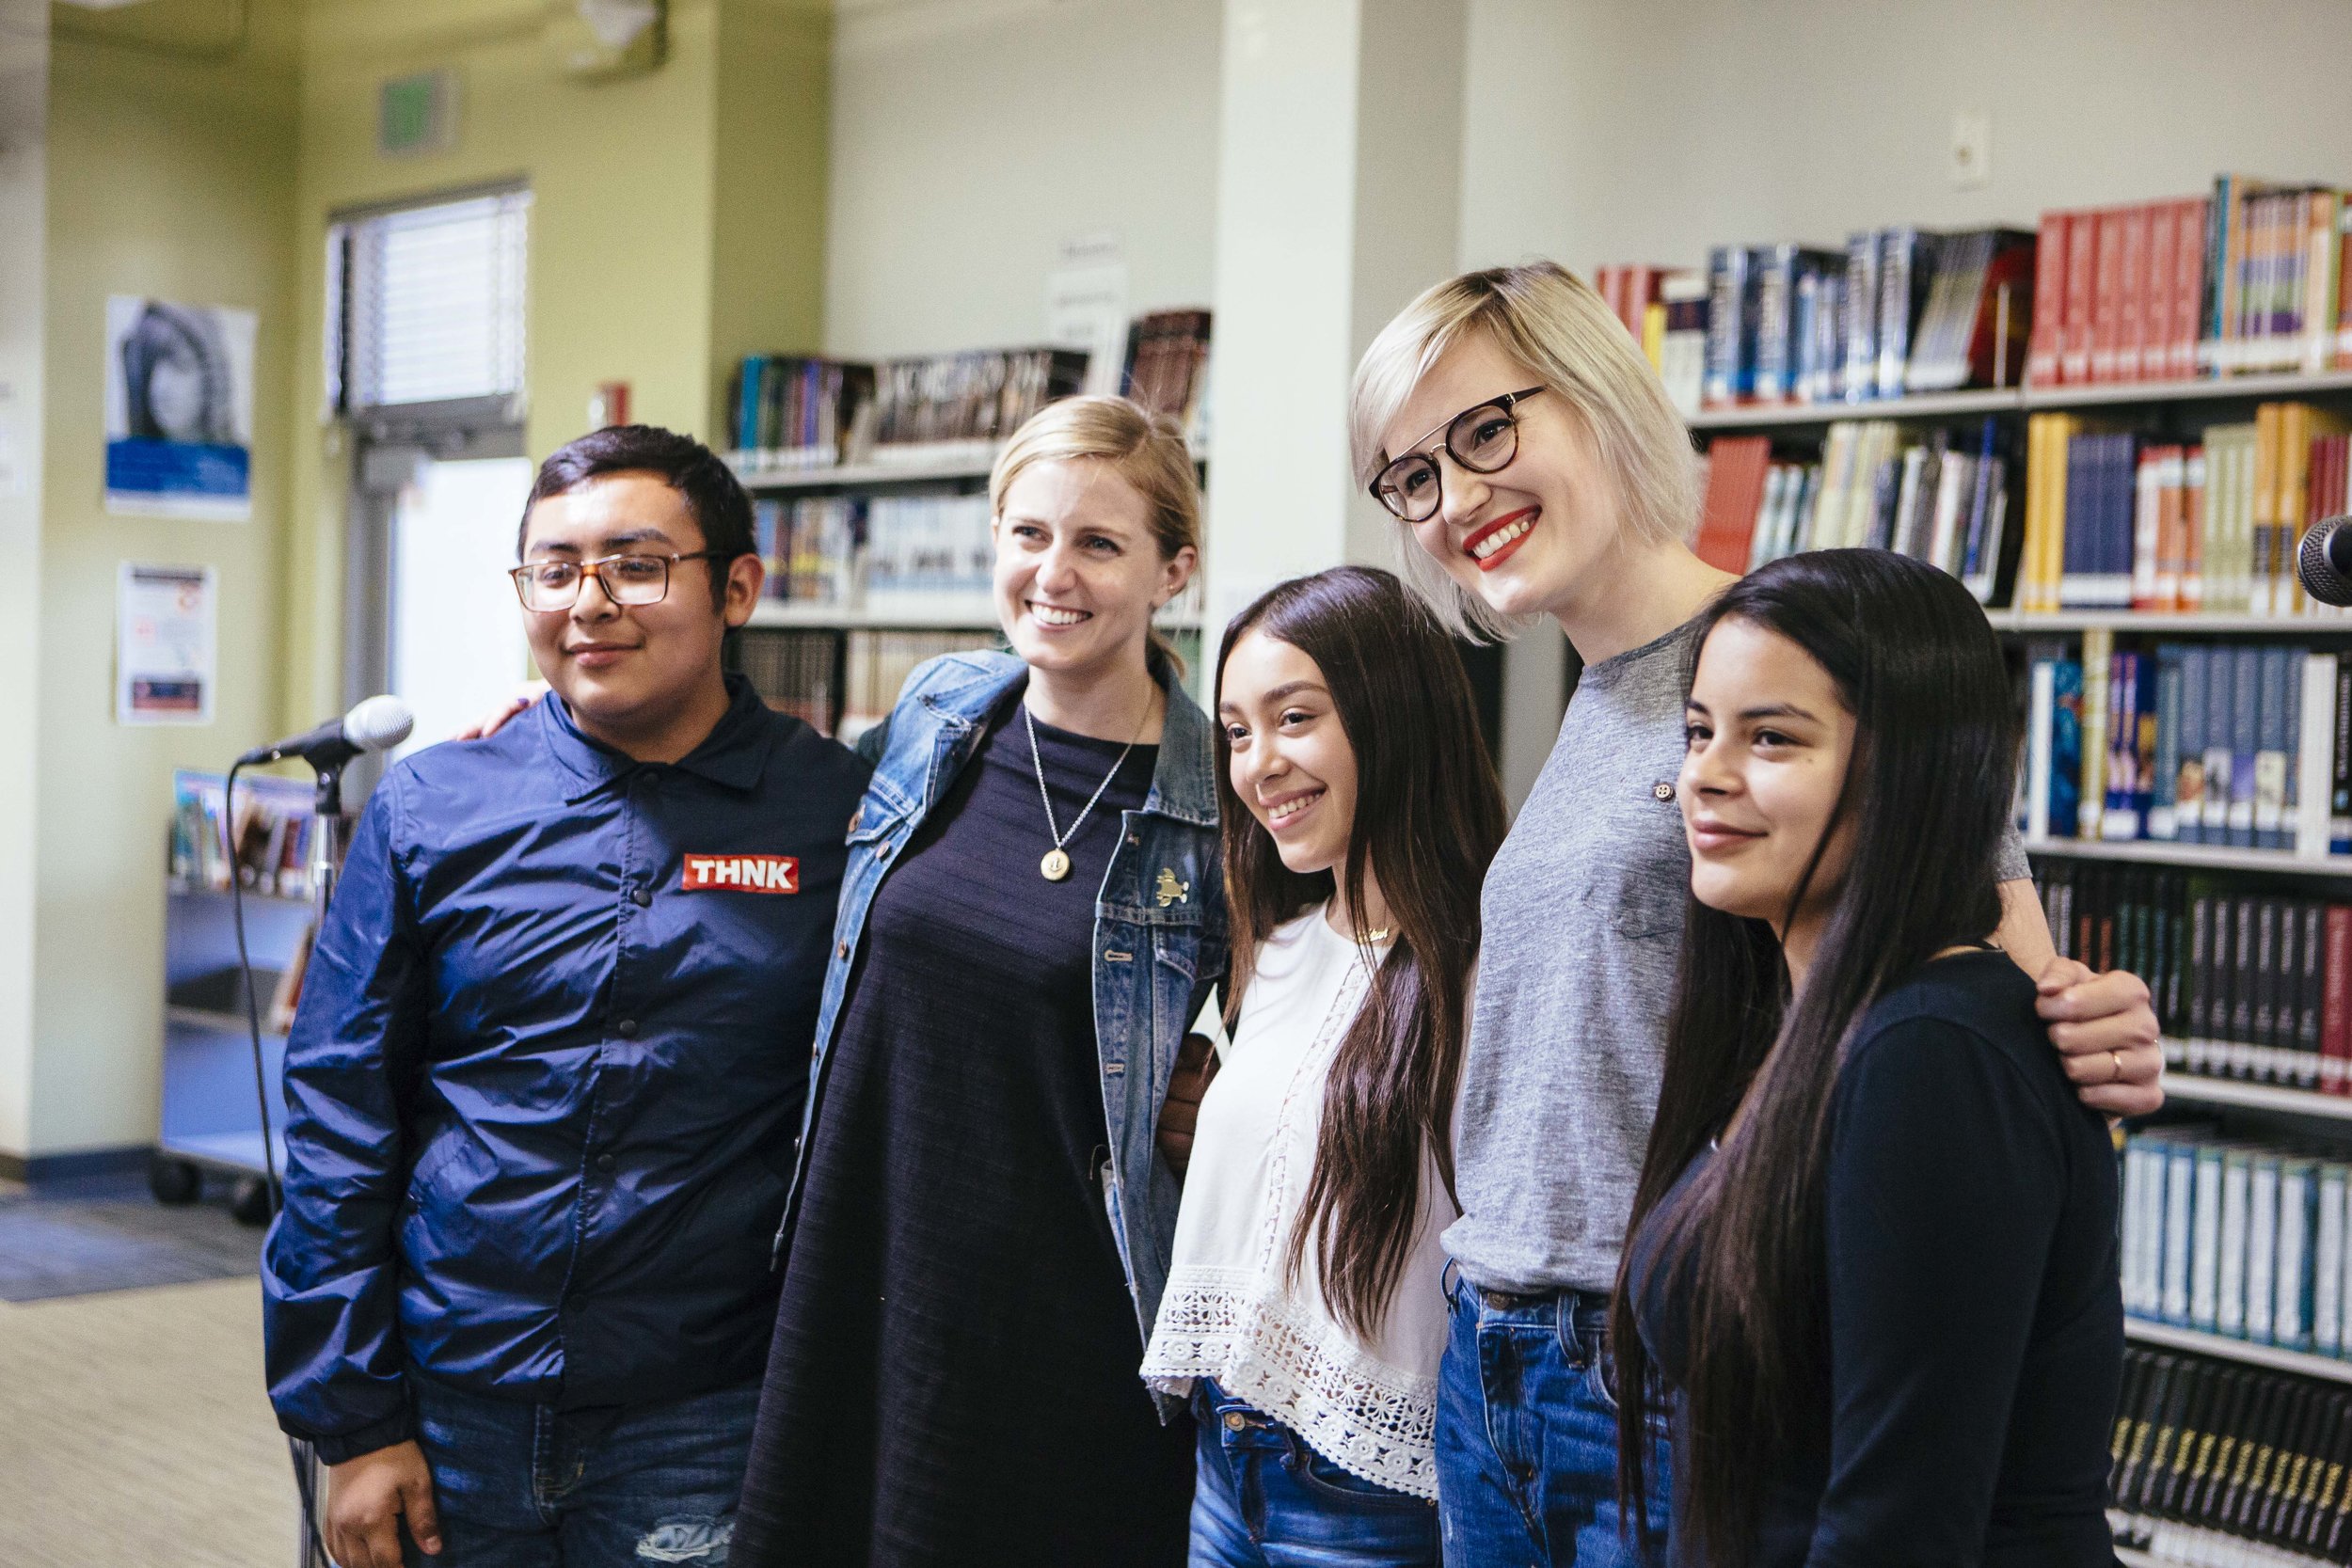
[262,425,869,1568]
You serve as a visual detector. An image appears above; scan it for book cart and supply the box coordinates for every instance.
[155,769,325,1224]
[1692,363,2352,1568]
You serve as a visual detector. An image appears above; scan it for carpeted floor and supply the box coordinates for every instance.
[0,1179,296,1565]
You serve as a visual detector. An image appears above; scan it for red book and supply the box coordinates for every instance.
[2172,197,2210,381]
[2139,203,2176,383]
[2090,208,2125,381]
[2062,210,2098,382]
[2323,905,2352,1095]
[2027,210,2068,387]
[1693,436,1772,574]
[2117,203,2151,381]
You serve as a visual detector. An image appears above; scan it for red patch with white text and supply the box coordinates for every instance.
[680,854,800,894]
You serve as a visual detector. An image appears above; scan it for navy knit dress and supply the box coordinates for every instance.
[732,698,1194,1567]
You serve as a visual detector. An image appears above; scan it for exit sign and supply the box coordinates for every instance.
[379,70,457,158]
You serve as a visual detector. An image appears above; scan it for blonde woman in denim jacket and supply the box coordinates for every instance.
[731,397,1227,1567]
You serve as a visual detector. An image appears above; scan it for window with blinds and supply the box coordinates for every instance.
[327,186,531,414]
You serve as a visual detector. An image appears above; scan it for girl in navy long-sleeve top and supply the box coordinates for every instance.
[1613,550,2123,1568]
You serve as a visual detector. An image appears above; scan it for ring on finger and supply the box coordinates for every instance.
[2108,1049,2122,1084]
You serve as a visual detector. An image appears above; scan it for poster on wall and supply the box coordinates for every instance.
[103,295,256,521]
[117,562,217,726]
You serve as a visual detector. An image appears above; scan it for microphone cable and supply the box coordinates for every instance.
[223,760,334,1568]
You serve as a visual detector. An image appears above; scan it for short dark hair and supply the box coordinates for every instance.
[518,424,755,595]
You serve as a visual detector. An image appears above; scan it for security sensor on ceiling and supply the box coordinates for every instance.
[546,0,668,81]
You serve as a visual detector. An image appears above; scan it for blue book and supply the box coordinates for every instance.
[2256,645,2292,849]
[736,356,767,452]
[1841,230,1880,402]
[2061,433,2093,607]
[2231,647,2261,847]
[2051,658,2084,839]
[2153,646,2185,840]
[2106,652,2138,838]
[2175,644,2208,843]
[2204,646,2235,845]
[1704,246,1759,405]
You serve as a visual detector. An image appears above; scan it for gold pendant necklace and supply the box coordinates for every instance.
[1025,697,1151,882]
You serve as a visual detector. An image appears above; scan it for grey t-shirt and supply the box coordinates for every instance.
[1443,614,2033,1295]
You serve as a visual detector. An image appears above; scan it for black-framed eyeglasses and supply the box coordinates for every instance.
[1368,387,1546,523]
[509,551,726,612]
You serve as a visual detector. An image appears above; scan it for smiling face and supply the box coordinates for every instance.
[518,470,760,750]
[1219,628,1359,878]
[993,456,1195,680]
[1678,616,1860,938]
[1377,330,1620,623]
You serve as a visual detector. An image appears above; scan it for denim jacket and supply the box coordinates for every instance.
[777,649,1227,1370]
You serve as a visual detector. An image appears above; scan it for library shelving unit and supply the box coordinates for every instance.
[1688,365,2352,1567]
[724,441,1212,732]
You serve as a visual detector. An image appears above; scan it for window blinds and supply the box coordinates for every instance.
[330,187,530,413]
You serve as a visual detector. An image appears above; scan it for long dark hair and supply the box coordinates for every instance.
[1609,550,2017,1566]
[1215,566,1507,1336]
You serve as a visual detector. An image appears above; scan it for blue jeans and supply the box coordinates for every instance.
[404,1370,759,1567]
[1434,1280,1671,1567]
[1189,1379,1439,1567]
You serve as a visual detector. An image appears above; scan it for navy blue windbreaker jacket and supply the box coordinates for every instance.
[261,676,868,1462]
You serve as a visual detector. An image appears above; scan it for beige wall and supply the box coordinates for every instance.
[281,0,831,732]
[23,0,302,1157]
[821,0,1221,358]
[1461,0,2352,277]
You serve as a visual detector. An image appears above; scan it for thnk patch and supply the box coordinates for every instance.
[679,854,800,894]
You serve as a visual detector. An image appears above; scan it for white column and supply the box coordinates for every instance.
[0,0,45,1165]
[1201,0,1468,647]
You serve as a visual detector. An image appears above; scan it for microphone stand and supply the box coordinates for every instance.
[287,761,346,1568]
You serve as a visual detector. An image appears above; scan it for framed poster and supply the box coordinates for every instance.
[104,296,256,521]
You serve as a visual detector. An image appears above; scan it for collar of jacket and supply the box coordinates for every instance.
[904,649,1216,829]
[537,672,779,803]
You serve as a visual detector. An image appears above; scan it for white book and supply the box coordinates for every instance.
[2132,448,2163,608]
[2162,1141,2197,1323]
[2120,1143,2155,1314]
[2278,1159,2316,1347]
[2191,1145,2225,1331]
[2249,1156,2280,1343]
[2300,653,2339,857]
[2315,1164,2346,1354]
[2218,1150,2251,1338]
[2026,661,2055,841]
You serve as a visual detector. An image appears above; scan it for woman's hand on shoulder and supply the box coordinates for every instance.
[453,682,548,741]
[2035,956,2164,1117]
[1156,1032,1220,1178]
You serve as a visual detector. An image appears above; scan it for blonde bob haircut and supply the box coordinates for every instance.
[989,393,1201,673]
[1348,261,1699,641]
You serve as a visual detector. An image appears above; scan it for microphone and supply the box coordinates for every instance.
[2299,515,2352,607]
[236,695,415,769]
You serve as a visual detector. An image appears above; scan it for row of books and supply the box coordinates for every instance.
[733,629,839,736]
[2033,181,2352,388]
[1121,309,1212,445]
[2035,863,2189,1044]
[1691,226,2033,407]
[2122,1124,2352,1355]
[2013,404,2349,616]
[752,497,855,606]
[728,357,877,473]
[2041,857,2352,1093]
[2020,635,2348,850]
[1692,422,2013,601]
[2108,1346,2352,1565]
[752,492,1004,613]
[169,770,319,902]
[2021,635,2315,847]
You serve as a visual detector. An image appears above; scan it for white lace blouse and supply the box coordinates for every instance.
[1138,903,1457,1499]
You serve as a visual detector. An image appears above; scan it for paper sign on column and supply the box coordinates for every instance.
[1046,231,1127,399]
[117,562,216,725]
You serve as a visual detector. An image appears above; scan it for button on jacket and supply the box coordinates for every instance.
[262,676,870,1464]
[778,650,1227,1381]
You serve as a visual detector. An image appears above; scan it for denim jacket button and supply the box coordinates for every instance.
[836,941,850,959]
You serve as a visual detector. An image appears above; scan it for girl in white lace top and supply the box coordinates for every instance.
[1141,566,1507,1564]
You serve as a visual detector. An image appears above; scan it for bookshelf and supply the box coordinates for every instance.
[1991,610,2352,634]
[2124,1319,2352,1386]
[733,445,999,493]
[2161,1070,2352,1122]
[1687,369,2352,433]
[2026,839,2352,877]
